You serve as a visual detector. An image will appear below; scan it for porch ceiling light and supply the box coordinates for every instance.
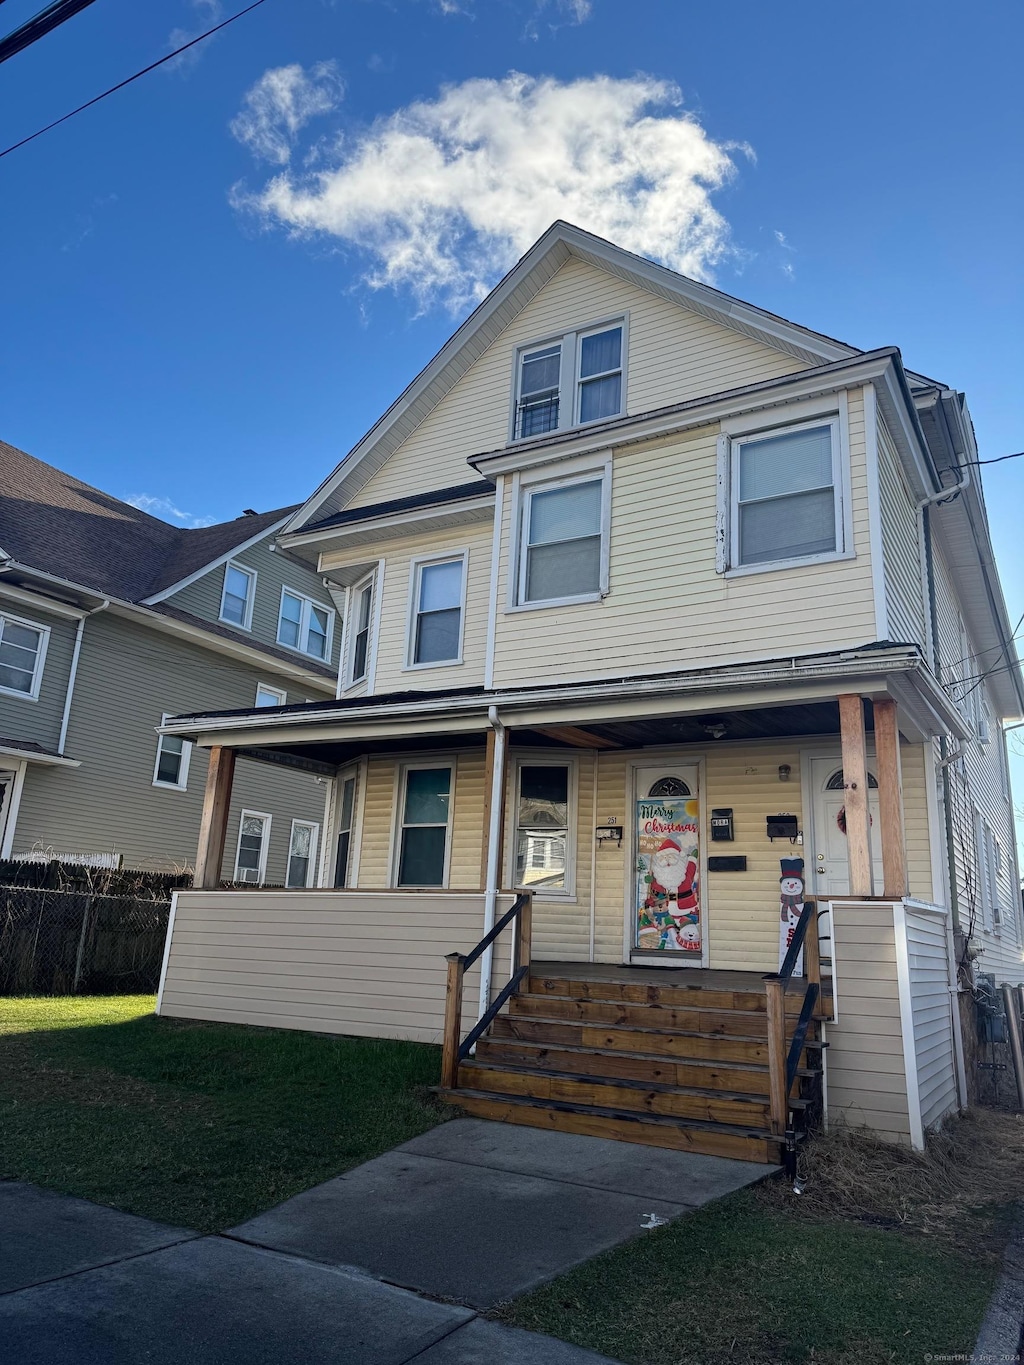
[702,720,728,740]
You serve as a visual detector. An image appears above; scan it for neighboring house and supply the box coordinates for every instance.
[157,222,1023,1157]
[0,441,339,884]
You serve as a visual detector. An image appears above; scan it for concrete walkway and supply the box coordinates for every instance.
[1,1120,776,1363]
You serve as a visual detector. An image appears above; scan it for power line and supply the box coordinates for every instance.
[0,0,100,66]
[960,451,1024,469]
[0,0,268,161]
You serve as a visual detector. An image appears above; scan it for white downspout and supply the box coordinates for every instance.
[58,600,108,755]
[478,705,506,1021]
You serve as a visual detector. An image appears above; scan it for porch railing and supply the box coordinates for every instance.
[764,897,828,1173]
[441,891,532,1091]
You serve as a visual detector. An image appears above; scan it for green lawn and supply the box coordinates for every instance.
[0,996,447,1231]
[497,1185,999,1365]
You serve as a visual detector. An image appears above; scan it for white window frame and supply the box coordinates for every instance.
[286,818,320,889]
[404,551,468,671]
[390,760,455,889]
[255,683,287,708]
[509,314,628,444]
[277,586,334,662]
[219,561,256,631]
[508,456,612,612]
[510,754,578,901]
[0,611,50,702]
[718,403,853,578]
[345,572,376,687]
[152,713,192,791]
[234,809,272,885]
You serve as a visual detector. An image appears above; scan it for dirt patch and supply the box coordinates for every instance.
[758,1108,1024,1251]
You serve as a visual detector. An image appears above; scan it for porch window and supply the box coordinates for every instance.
[348,577,374,684]
[153,714,191,790]
[518,474,606,605]
[410,556,465,666]
[396,766,452,887]
[278,588,332,661]
[0,612,48,700]
[514,763,570,894]
[334,774,356,887]
[286,819,319,888]
[220,562,255,629]
[234,811,271,884]
[255,683,287,707]
[731,419,841,568]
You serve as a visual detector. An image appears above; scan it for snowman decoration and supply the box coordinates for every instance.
[778,857,805,973]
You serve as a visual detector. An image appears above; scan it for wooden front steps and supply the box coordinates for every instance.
[439,965,825,1163]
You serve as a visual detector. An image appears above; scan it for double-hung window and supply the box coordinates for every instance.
[409,556,465,667]
[513,320,624,440]
[729,418,842,569]
[234,811,271,884]
[220,562,255,629]
[255,683,287,707]
[348,577,374,684]
[153,714,191,790]
[513,762,572,895]
[518,472,607,606]
[395,765,452,887]
[286,819,319,888]
[278,589,332,661]
[0,612,48,700]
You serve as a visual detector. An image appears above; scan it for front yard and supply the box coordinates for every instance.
[0,996,447,1231]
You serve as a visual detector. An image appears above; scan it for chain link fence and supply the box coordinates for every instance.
[0,887,172,996]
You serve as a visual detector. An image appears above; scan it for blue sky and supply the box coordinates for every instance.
[2,2,1023,747]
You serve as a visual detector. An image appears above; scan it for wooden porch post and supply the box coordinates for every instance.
[873,698,908,897]
[441,952,465,1090]
[837,694,874,897]
[194,745,236,890]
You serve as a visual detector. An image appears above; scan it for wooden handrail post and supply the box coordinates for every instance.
[194,745,236,890]
[803,900,820,988]
[441,953,465,1090]
[838,693,874,896]
[765,977,789,1138]
[516,893,533,976]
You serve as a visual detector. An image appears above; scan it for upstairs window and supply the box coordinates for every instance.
[220,562,255,629]
[0,613,48,700]
[255,683,287,708]
[278,588,332,661]
[513,320,625,441]
[518,473,607,606]
[348,576,375,684]
[409,556,465,666]
[730,418,842,569]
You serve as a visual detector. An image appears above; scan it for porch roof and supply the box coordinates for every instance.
[159,642,971,766]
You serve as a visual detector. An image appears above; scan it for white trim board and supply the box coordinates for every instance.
[142,515,292,605]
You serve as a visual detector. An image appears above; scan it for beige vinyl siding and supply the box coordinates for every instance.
[11,611,327,880]
[825,900,913,1143]
[354,749,486,889]
[346,257,808,510]
[902,743,934,902]
[0,597,78,751]
[492,389,875,688]
[878,416,927,647]
[168,534,341,674]
[321,522,493,694]
[931,547,1022,979]
[159,889,514,1043]
[903,902,959,1130]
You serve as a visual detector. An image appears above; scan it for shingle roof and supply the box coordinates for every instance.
[302,480,494,534]
[0,439,296,602]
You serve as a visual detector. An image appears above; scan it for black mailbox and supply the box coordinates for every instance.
[766,814,799,841]
[710,808,734,842]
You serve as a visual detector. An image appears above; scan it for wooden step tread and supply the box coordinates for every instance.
[499,1012,783,1044]
[477,1036,821,1081]
[462,1058,795,1106]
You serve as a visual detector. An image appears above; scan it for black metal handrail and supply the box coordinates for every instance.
[785,981,820,1093]
[462,893,526,971]
[771,900,815,983]
[459,965,528,1060]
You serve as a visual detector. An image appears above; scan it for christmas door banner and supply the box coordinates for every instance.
[635,797,701,953]
[779,856,805,974]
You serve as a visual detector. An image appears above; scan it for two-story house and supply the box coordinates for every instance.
[0,440,340,885]
[156,222,1023,1161]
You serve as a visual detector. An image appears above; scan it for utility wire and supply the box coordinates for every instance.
[0,0,268,160]
[959,451,1024,469]
[0,0,99,66]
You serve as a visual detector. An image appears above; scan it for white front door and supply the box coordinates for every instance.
[808,755,883,896]
[630,763,704,965]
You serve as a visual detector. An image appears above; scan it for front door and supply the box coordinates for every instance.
[808,755,883,896]
[631,763,703,964]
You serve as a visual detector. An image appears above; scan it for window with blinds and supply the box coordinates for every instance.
[731,419,842,568]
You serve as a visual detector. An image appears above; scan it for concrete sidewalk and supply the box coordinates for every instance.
[1,1120,776,1363]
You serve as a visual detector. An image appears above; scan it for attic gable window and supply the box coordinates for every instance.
[513,319,625,442]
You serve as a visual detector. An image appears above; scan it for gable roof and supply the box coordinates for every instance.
[0,439,295,603]
[284,220,874,533]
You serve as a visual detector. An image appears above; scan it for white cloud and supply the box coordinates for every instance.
[230,62,344,165]
[167,0,222,74]
[125,494,217,529]
[234,72,745,311]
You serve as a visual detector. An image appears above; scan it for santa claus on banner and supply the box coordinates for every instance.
[643,836,700,951]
